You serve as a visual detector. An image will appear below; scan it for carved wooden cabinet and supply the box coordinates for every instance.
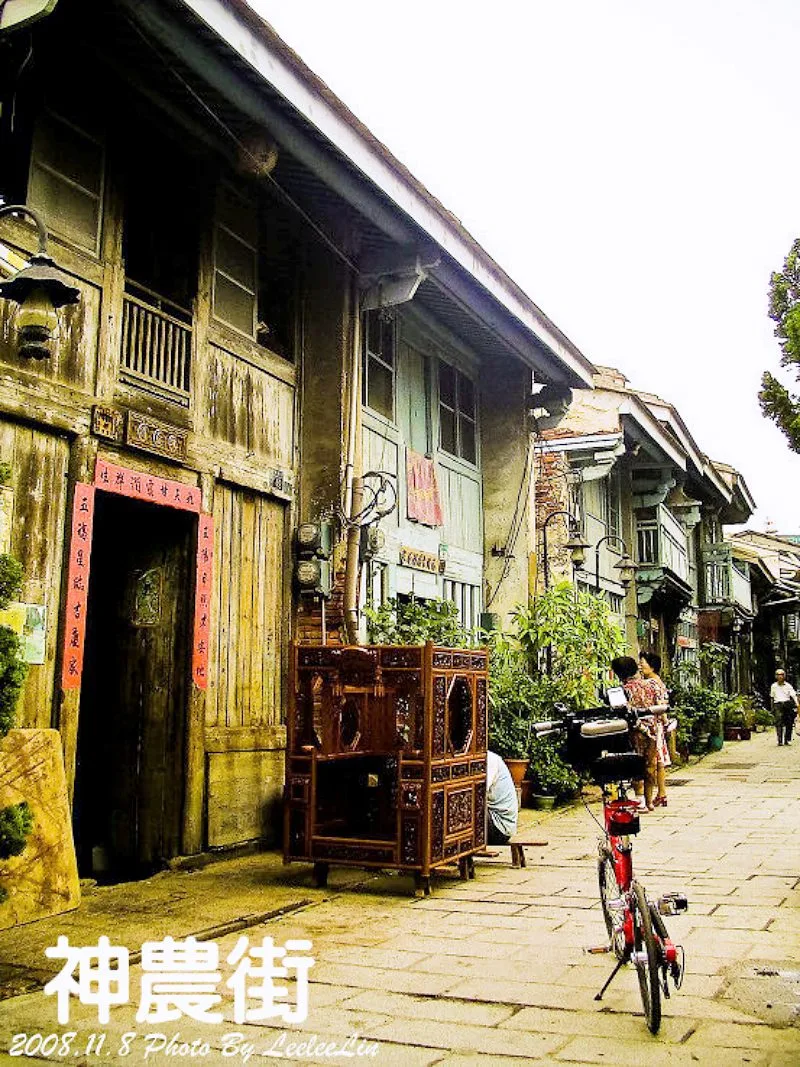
[284,642,488,893]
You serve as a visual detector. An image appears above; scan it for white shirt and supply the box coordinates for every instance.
[770,681,797,705]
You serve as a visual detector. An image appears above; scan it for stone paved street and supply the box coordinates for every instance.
[0,731,798,1065]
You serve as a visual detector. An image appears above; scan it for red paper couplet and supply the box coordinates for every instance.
[93,459,202,513]
[192,514,214,690]
[62,483,96,690]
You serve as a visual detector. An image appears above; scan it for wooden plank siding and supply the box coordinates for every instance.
[0,420,70,729]
[206,482,285,731]
[202,343,295,466]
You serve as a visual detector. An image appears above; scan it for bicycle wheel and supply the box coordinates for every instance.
[632,881,662,1034]
[598,850,625,959]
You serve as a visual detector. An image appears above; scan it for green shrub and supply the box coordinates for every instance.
[526,738,581,799]
[364,596,474,647]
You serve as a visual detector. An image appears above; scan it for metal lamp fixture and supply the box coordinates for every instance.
[0,204,80,359]
[593,534,636,592]
[541,509,588,588]
[565,528,590,570]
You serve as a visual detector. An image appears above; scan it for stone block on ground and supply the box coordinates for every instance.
[0,729,79,930]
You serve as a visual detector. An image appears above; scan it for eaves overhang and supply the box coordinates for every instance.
[616,398,685,470]
[140,0,596,388]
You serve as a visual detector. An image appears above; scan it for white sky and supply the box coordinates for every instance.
[251,0,800,532]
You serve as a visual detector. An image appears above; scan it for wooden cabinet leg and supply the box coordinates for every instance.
[459,857,469,880]
[313,862,329,888]
[414,872,431,897]
[467,855,476,879]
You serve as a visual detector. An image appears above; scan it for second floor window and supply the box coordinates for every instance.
[28,109,104,255]
[362,308,395,421]
[213,184,258,337]
[439,361,476,464]
[602,473,621,542]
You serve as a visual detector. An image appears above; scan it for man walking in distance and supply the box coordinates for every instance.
[770,668,798,746]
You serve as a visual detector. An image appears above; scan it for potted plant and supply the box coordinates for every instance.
[722,697,752,741]
[526,738,581,809]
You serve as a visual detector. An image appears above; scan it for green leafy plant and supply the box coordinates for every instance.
[526,737,581,800]
[512,582,627,708]
[364,597,474,647]
[670,681,726,754]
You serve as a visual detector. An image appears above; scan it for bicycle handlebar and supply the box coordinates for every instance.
[530,702,658,739]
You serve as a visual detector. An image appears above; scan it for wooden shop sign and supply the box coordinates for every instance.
[125,412,187,462]
[399,546,444,575]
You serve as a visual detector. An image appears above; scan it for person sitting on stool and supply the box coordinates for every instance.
[486,750,519,845]
[770,668,798,746]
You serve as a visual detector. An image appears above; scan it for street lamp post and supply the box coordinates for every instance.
[592,533,637,593]
[0,204,80,359]
[541,509,589,589]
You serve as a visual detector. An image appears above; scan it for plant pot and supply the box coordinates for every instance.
[520,779,533,808]
[505,758,530,789]
[690,732,710,755]
[709,733,724,752]
[531,794,556,810]
[740,727,751,740]
[724,726,743,741]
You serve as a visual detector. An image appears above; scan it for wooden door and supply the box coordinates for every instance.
[74,493,193,878]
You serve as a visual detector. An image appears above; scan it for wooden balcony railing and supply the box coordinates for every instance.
[636,505,690,585]
[120,281,192,405]
[702,543,752,612]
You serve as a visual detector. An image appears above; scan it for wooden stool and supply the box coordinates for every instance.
[508,832,549,868]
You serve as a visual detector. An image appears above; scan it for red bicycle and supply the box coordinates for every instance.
[533,693,687,1034]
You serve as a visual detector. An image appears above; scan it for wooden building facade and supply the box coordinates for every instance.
[0,0,592,879]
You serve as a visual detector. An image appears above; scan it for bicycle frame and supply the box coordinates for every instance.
[531,702,687,1033]
[596,776,686,1033]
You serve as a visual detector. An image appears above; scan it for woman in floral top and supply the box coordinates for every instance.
[611,655,666,811]
[639,651,670,807]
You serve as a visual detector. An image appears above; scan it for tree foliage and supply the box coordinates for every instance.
[759,238,800,451]
[512,582,627,708]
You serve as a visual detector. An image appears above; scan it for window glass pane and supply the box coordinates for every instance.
[379,316,395,367]
[214,272,255,335]
[217,186,256,241]
[440,405,456,454]
[29,163,99,250]
[215,228,256,291]
[459,373,475,419]
[33,112,103,194]
[459,415,476,464]
[367,358,393,420]
[365,309,381,355]
[439,361,456,407]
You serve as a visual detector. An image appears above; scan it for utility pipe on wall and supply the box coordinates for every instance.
[342,280,363,644]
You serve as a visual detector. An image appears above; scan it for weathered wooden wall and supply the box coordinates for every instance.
[0,419,70,728]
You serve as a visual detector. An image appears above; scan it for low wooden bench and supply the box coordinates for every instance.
[473,833,549,869]
[508,832,549,868]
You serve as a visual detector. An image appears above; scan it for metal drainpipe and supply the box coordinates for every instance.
[342,282,363,644]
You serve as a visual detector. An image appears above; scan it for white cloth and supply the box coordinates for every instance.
[486,751,518,838]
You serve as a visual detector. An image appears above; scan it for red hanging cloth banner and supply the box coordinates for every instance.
[406,449,443,527]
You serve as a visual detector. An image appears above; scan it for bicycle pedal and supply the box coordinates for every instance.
[585,944,612,954]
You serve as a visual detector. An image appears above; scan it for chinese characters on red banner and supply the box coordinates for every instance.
[61,484,95,690]
[93,460,202,513]
[192,515,213,690]
[61,462,212,691]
